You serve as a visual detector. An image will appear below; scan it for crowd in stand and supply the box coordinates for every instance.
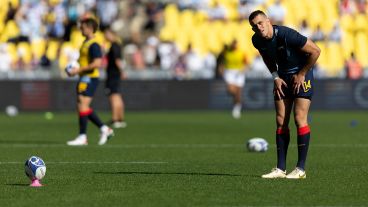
[0,0,366,79]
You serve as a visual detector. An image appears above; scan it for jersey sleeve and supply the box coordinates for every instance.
[88,43,102,60]
[284,27,307,48]
[251,35,259,49]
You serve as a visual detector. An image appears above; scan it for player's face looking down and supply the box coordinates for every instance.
[80,23,93,37]
[250,14,273,39]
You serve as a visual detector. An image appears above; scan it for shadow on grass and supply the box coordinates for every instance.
[94,171,247,177]
[5,183,29,187]
[0,140,60,144]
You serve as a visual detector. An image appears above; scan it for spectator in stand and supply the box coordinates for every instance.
[45,1,66,39]
[5,1,17,24]
[144,1,163,32]
[207,0,227,20]
[0,44,13,72]
[185,43,203,72]
[328,22,342,42]
[267,0,286,25]
[238,0,254,20]
[345,52,363,79]
[143,35,159,67]
[339,0,357,15]
[174,54,187,80]
[299,19,312,38]
[356,0,367,14]
[157,41,178,71]
[97,0,119,30]
[311,25,326,42]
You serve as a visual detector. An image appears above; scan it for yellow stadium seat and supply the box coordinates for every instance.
[325,42,344,75]
[355,32,368,67]
[46,40,60,61]
[180,10,196,28]
[355,14,368,32]
[341,30,354,59]
[315,42,328,69]
[31,39,46,60]
[1,20,19,41]
[6,42,18,63]
[17,42,32,65]
[70,29,85,48]
[340,15,355,32]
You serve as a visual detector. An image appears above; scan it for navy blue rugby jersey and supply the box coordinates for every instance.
[252,25,308,74]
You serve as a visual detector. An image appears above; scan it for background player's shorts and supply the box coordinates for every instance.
[224,69,246,87]
[77,76,99,97]
[105,77,120,95]
[275,69,314,100]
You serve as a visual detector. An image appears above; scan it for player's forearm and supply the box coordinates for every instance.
[299,50,320,76]
[260,54,277,73]
[79,59,102,73]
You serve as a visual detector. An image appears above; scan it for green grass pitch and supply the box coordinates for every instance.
[0,110,367,207]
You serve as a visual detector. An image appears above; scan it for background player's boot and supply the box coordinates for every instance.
[67,134,88,146]
[261,168,286,178]
[286,167,306,179]
[98,126,114,145]
[112,121,127,129]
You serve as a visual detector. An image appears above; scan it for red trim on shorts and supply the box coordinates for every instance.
[298,125,310,136]
[276,128,290,135]
[79,109,93,116]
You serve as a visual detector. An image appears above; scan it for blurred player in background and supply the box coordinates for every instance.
[104,28,127,128]
[67,17,114,146]
[219,40,248,119]
[249,10,320,179]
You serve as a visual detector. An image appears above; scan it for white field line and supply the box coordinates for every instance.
[0,143,368,148]
[0,161,168,165]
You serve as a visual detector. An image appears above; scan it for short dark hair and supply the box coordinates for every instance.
[80,18,99,33]
[248,10,267,22]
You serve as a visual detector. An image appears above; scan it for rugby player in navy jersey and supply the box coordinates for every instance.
[104,28,127,128]
[249,10,321,179]
[66,17,114,146]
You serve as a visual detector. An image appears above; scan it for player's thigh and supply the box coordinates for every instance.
[293,98,311,127]
[275,98,293,127]
[77,95,92,111]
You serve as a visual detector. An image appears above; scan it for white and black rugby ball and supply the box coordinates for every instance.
[246,138,268,152]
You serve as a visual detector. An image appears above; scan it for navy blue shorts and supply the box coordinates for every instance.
[105,77,120,95]
[77,76,99,97]
[274,69,314,100]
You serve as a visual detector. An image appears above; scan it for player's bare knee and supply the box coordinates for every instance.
[294,115,308,128]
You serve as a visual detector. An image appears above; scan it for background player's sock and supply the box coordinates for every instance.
[296,125,311,171]
[276,128,290,171]
[88,109,104,128]
[79,110,90,134]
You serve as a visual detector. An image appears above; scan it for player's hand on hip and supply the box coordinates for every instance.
[274,78,287,99]
[292,73,305,94]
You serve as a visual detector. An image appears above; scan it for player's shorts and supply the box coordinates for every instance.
[224,69,246,87]
[77,76,99,97]
[105,77,120,95]
[275,69,314,100]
